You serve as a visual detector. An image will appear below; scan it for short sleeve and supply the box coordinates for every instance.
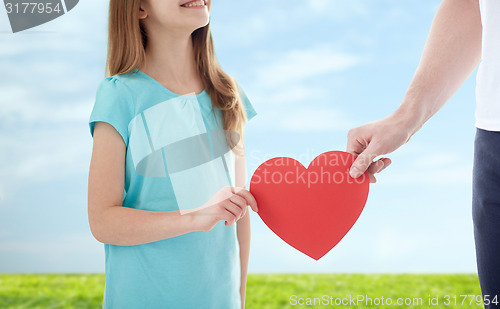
[236,81,257,122]
[89,77,133,147]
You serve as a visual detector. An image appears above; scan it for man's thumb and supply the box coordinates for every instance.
[349,143,379,178]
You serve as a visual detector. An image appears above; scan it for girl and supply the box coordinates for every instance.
[87,0,258,308]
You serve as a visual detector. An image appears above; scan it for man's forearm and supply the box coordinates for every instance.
[396,0,482,135]
[237,212,251,308]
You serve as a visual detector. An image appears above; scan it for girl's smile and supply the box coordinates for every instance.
[180,0,208,9]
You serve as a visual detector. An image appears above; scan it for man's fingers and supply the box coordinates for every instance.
[367,160,385,175]
[350,143,379,178]
[367,157,392,174]
[378,158,392,173]
[365,157,392,184]
[346,129,367,156]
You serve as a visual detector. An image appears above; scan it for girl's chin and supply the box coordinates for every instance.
[187,18,210,30]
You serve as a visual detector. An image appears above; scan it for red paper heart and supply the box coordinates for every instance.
[250,151,370,260]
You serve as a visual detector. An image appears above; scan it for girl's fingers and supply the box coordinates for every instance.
[215,204,237,226]
[240,205,248,219]
[223,201,243,221]
[222,210,237,226]
[229,194,247,210]
[235,189,258,212]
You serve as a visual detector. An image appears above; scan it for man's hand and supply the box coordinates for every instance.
[346,112,416,183]
[346,0,481,183]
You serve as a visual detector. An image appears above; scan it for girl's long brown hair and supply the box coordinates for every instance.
[106,0,247,150]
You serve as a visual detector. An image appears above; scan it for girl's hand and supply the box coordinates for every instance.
[189,186,258,232]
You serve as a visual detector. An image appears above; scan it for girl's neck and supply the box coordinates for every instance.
[141,29,203,94]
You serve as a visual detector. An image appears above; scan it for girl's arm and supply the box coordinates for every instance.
[237,211,251,308]
[235,152,255,309]
[88,122,254,246]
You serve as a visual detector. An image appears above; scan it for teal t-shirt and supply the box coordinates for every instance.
[88,70,257,309]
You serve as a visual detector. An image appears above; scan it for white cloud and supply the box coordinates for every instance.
[0,0,108,130]
[381,165,473,186]
[413,153,460,168]
[0,126,92,184]
[211,6,291,48]
[212,0,370,47]
[0,85,93,126]
[0,233,104,273]
[256,47,361,87]
[364,222,476,272]
[244,46,361,134]
[0,233,100,254]
[280,108,353,132]
[307,0,369,20]
[372,227,426,260]
[248,84,328,110]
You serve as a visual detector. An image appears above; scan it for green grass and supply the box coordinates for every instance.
[0,274,484,308]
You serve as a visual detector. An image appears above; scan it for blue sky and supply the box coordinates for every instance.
[0,0,479,273]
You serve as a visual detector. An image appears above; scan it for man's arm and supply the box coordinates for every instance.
[347,0,482,181]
